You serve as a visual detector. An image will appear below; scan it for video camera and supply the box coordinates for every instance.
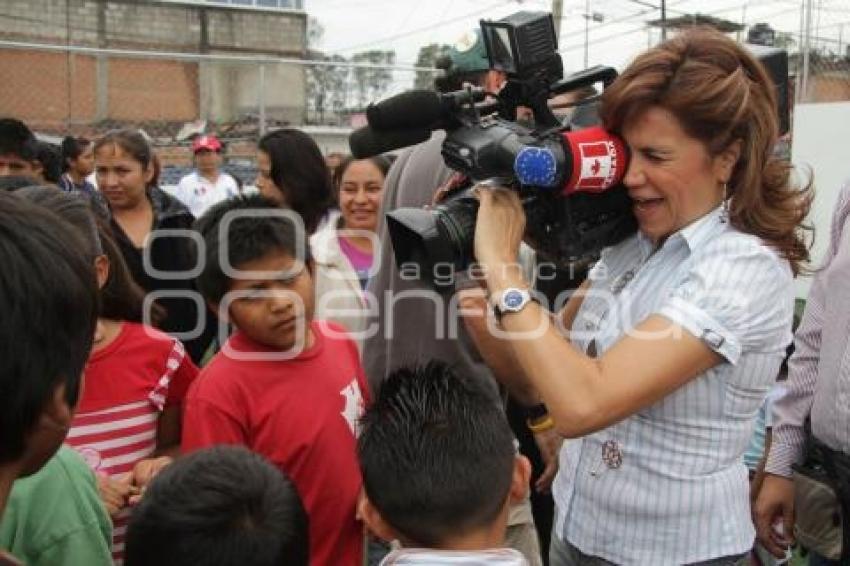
[349,12,636,289]
[349,11,790,290]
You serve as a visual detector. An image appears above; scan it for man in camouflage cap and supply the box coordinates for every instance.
[435,29,507,94]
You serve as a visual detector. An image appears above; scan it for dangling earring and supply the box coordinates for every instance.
[720,182,729,224]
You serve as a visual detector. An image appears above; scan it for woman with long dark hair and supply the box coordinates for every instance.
[255,128,336,235]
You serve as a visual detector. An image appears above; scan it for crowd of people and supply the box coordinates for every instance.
[0,25,848,566]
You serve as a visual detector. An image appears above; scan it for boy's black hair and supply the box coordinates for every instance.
[60,135,91,172]
[125,445,309,566]
[0,175,39,192]
[358,361,516,547]
[0,117,38,161]
[0,192,98,464]
[35,142,62,184]
[194,193,312,305]
[257,128,334,234]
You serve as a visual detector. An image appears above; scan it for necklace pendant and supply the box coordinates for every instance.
[602,439,623,469]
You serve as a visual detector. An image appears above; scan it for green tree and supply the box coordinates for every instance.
[306,52,349,124]
[414,43,451,90]
[305,17,349,124]
[350,50,396,109]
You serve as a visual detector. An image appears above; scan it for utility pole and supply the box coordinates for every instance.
[661,0,667,41]
[801,0,813,102]
[738,5,747,42]
[552,0,563,43]
[585,0,590,67]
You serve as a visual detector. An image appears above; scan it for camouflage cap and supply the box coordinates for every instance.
[445,29,490,74]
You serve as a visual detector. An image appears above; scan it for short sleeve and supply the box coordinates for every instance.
[165,343,199,406]
[147,339,199,410]
[657,239,793,365]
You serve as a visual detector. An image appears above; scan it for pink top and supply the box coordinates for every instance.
[338,235,373,289]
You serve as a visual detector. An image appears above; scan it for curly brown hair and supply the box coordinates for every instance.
[600,28,812,275]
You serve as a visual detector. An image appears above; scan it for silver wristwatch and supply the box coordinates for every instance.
[492,287,534,321]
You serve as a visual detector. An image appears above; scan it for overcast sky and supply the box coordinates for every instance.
[305,0,848,82]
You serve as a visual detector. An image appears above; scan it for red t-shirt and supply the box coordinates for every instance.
[66,321,199,563]
[182,320,370,566]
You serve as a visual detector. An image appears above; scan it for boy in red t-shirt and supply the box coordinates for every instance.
[183,195,369,566]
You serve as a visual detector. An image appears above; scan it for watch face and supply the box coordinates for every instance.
[504,290,524,309]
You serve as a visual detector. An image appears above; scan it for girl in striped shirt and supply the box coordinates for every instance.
[18,187,199,564]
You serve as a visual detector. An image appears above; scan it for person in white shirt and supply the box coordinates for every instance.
[175,135,239,218]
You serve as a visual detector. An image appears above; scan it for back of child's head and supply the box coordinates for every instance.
[0,117,38,161]
[358,361,516,547]
[0,191,98,465]
[16,186,163,325]
[194,193,312,305]
[125,445,309,566]
[35,142,62,184]
[0,175,39,192]
[60,135,91,172]
[16,186,102,256]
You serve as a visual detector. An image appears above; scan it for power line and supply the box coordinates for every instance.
[331,0,513,53]
[557,1,812,60]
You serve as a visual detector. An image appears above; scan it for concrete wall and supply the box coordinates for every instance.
[0,0,306,129]
[0,0,305,54]
[791,101,850,299]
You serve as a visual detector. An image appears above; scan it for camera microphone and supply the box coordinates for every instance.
[365,88,487,132]
[349,126,432,159]
[366,90,444,131]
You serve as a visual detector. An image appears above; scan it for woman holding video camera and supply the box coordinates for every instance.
[472,28,811,565]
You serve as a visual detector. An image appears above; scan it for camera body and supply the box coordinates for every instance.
[349,11,635,289]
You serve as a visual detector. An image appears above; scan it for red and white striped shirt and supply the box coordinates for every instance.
[66,322,198,564]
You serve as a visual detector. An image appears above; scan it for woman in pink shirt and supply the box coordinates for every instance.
[310,155,391,346]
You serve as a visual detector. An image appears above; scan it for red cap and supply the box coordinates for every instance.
[192,135,222,153]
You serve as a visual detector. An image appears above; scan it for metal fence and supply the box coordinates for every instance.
[792,0,850,103]
[0,39,428,143]
[0,0,847,156]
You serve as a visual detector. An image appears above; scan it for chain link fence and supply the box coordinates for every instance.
[0,40,424,142]
[0,0,847,171]
[0,38,427,187]
[792,0,850,104]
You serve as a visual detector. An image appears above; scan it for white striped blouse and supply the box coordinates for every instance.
[553,205,794,564]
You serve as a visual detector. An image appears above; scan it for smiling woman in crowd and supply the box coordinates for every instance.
[310,155,391,345]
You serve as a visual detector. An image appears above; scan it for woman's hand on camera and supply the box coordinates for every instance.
[473,185,526,288]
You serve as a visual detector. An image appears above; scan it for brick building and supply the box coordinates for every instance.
[0,0,307,134]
